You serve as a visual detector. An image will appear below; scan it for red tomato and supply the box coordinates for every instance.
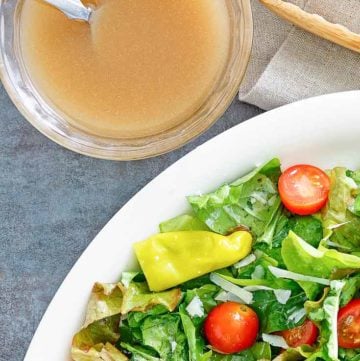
[278,164,330,215]
[338,299,360,348]
[203,302,259,354]
[281,320,319,348]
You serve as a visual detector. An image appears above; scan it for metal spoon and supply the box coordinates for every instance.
[43,0,92,22]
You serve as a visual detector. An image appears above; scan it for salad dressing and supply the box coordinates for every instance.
[20,0,230,138]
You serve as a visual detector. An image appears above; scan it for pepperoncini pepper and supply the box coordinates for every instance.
[134,231,252,292]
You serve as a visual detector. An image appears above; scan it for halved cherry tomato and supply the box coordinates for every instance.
[203,301,259,354]
[278,164,330,215]
[338,299,360,348]
[281,320,319,348]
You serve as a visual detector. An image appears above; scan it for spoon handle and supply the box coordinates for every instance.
[43,0,92,22]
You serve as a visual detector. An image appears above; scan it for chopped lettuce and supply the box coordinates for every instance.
[159,214,209,232]
[188,158,281,237]
[340,274,360,306]
[272,345,316,361]
[179,306,205,361]
[183,284,219,314]
[288,216,323,248]
[72,315,123,360]
[179,285,220,360]
[141,314,188,360]
[229,252,301,294]
[120,343,160,360]
[307,281,345,361]
[208,342,271,360]
[282,231,360,299]
[71,283,125,361]
[323,168,360,251]
[339,348,360,361]
[251,289,307,333]
[84,283,123,327]
[121,282,181,314]
[71,342,128,361]
[255,213,322,266]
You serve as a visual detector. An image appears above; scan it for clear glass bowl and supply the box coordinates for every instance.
[0,0,253,160]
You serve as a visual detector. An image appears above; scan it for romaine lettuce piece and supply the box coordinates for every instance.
[323,168,360,251]
[141,314,188,361]
[71,283,126,361]
[272,345,316,361]
[84,283,123,327]
[282,231,360,299]
[288,216,323,248]
[178,285,221,361]
[71,342,128,361]
[339,348,360,361]
[339,274,360,307]
[120,343,160,360]
[180,305,205,361]
[208,342,271,360]
[183,284,219,314]
[72,315,123,361]
[307,281,345,361]
[251,289,307,333]
[188,158,281,237]
[121,282,181,314]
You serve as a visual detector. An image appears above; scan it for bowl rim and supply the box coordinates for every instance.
[0,0,253,160]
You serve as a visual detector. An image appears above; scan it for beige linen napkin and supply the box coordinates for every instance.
[239,0,360,110]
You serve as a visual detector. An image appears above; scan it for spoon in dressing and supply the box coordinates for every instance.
[42,0,92,22]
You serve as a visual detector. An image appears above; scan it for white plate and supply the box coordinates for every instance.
[24,91,360,361]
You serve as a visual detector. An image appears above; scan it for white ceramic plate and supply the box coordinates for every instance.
[24,91,360,361]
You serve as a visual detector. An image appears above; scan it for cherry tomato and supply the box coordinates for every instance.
[203,301,259,354]
[278,164,330,215]
[338,299,360,348]
[281,320,319,348]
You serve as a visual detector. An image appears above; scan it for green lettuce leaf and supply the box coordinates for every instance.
[179,285,220,361]
[339,348,360,361]
[322,168,360,251]
[119,305,169,347]
[272,345,316,361]
[159,214,209,232]
[282,232,360,299]
[71,283,126,361]
[120,343,160,360]
[208,342,271,360]
[251,289,307,333]
[255,213,322,266]
[121,282,181,314]
[72,315,123,360]
[183,284,219,313]
[307,281,345,361]
[84,283,123,327]
[288,216,323,248]
[71,342,128,361]
[180,305,205,361]
[188,158,281,237]
[141,314,188,360]
[340,274,360,306]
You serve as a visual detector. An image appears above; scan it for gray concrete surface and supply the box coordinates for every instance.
[0,82,263,361]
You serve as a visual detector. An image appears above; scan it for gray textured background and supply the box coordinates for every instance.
[0,82,262,361]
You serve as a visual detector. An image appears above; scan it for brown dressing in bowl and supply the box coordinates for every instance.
[20,0,230,138]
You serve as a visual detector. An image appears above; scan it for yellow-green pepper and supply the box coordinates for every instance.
[134,230,252,292]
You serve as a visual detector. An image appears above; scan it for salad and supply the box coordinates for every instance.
[71,159,360,361]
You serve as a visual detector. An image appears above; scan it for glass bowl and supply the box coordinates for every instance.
[0,0,253,160]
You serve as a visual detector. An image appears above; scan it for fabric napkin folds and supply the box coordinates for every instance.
[239,0,360,110]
